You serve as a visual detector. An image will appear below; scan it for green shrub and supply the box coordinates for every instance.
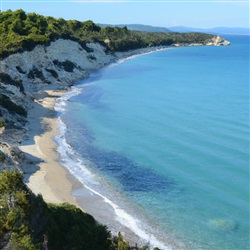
[0,171,159,249]
[0,171,26,194]
[0,119,3,127]
[0,171,113,250]
[11,228,39,250]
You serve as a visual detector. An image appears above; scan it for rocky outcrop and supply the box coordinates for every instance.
[206,35,231,46]
[172,35,230,47]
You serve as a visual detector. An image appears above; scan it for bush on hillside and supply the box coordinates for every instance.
[0,171,153,250]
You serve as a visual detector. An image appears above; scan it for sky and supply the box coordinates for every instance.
[0,0,249,29]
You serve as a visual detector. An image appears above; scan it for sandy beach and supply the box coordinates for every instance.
[19,88,144,246]
[17,47,176,249]
[0,9,237,248]
[16,46,173,245]
[20,90,79,205]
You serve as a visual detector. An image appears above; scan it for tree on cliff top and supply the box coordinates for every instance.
[0,9,213,58]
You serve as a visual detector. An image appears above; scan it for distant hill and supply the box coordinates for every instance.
[99,23,171,33]
[99,23,249,35]
[169,26,250,35]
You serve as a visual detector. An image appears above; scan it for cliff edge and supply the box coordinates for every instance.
[0,9,230,173]
[0,34,230,172]
[0,39,119,171]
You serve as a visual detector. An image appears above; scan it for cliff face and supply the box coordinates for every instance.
[0,39,118,171]
[1,39,115,91]
[0,36,230,171]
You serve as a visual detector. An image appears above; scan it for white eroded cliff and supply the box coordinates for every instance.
[0,39,118,171]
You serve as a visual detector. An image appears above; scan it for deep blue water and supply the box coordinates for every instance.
[56,35,249,249]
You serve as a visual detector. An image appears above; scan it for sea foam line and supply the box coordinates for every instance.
[55,117,171,250]
[111,46,170,67]
[54,86,172,250]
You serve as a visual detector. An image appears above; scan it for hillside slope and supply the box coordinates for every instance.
[0,171,135,250]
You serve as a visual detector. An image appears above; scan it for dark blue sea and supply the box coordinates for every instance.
[55,35,249,249]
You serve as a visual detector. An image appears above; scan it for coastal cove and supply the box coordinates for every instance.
[17,45,182,250]
[52,35,249,249]
[0,14,247,249]
[0,38,186,249]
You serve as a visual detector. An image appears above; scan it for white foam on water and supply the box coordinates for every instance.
[54,89,172,250]
[110,47,170,67]
[54,86,82,113]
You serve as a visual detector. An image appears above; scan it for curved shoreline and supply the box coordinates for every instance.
[19,46,175,249]
[20,89,79,206]
[54,78,176,249]
[16,41,227,248]
[15,41,229,248]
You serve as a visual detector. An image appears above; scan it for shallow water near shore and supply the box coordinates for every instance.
[55,35,249,249]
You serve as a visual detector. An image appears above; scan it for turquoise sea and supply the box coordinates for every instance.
[55,35,249,249]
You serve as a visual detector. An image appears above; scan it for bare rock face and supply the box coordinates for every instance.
[0,39,118,172]
[0,141,23,171]
[206,36,231,46]
[0,39,116,91]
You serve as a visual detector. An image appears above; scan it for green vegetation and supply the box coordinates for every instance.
[0,9,214,58]
[0,119,3,127]
[0,171,112,249]
[113,232,130,250]
[0,171,37,249]
[0,171,154,249]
